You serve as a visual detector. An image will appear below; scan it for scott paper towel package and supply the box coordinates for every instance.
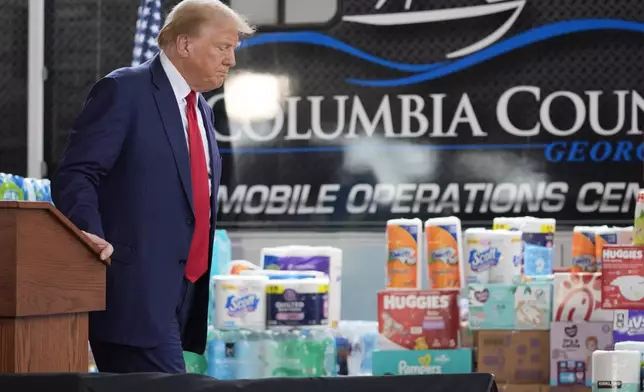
[265,277,329,327]
[424,216,464,289]
[592,350,641,392]
[386,218,422,289]
[464,228,496,284]
[549,321,613,387]
[261,245,342,328]
[212,275,268,330]
[488,230,522,284]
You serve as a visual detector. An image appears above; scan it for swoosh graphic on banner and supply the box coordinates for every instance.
[239,31,444,73]
[238,19,644,87]
[348,19,644,86]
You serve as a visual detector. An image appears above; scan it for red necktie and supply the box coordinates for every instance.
[184,91,210,283]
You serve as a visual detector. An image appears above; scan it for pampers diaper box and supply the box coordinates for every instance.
[550,321,613,387]
[468,281,552,330]
[372,349,473,375]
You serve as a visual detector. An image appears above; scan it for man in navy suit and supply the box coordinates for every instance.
[52,0,254,373]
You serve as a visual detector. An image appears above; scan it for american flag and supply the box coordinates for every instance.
[132,0,163,66]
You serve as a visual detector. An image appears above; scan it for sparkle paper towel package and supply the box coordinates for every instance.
[592,350,641,392]
[261,245,342,328]
[549,321,613,387]
[553,272,614,322]
[468,281,552,330]
[425,216,464,289]
[212,275,268,330]
[614,310,644,343]
[265,277,329,327]
[386,218,422,289]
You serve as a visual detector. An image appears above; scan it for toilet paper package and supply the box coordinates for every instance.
[386,218,422,289]
[521,219,555,277]
[614,341,644,391]
[488,230,523,284]
[592,350,641,392]
[265,277,329,327]
[212,275,268,330]
[425,216,464,289]
[550,321,613,387]
[614,311,644,343]
[464,228,499,284]
[493,216,536,231]
[261,245,342,328]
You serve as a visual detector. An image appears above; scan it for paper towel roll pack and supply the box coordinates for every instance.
[464,228,522,284]
[489,230,523,284]
[573,226,604,272]
[592,350,641,392]
[521,218,555,277]
[261,245,342,328]
[386,218,422,289]
[425,216,464,289]
[265,277,330,327]
[213,275,269,330]
[493,216,537,231]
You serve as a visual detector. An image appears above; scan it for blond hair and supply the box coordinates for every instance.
[157,0,255,49]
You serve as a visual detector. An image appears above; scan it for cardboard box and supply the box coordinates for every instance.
[553,273,614,322]
[613,310,644,342]
[469,282,552,330]
[601,245,644,309]
[477,331,549,383]
[549,321,613,386]
[372,348,472,375]
[377,290,459,350]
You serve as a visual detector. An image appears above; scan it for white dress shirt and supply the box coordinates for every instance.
[159,52,212,192]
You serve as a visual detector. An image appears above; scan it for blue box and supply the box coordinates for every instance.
[468,281,552,330]
[372,349,473,376]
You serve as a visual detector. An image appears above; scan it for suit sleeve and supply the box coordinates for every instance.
[52,76,130,239]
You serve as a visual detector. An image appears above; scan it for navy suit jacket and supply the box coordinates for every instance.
[52,55,221,354]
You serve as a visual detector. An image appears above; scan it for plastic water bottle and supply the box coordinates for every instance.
[207,328,242,380]
[265,329,306,378]
[323,329,337,376]
[235,329,265,379]
[0,173,24,201]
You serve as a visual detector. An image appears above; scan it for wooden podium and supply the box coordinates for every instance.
[0,201,109,373]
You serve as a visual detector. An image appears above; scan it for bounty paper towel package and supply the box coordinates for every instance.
[614,310,644,343]
[377,290,459,350]
[553,273,614,322]
[550,321,613,387]
[261,245,342,328]
[572,226,604,272]
[592,350,641,392]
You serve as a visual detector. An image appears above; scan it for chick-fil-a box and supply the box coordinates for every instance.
[377,290,459,350]
[601,245,644,310]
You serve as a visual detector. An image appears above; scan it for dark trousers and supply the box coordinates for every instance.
[90,278,196,373]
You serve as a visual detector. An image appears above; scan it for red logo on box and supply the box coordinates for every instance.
[601,245,644,310]
[377,290,459,350]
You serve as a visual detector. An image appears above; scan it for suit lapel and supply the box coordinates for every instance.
[150,56,195,215]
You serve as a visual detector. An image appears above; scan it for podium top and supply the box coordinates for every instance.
[0,201,109,265]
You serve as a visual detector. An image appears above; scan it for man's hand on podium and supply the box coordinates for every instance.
[82,231,114,261]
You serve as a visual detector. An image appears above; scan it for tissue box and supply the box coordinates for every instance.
[601,245,644,309]
[549,321,613,387]
[377,290,459,350]
[553,273,613,322]
[613,310,644,343]
[477,330,550,383]
[468,282,552,330]
[372,348,472,375]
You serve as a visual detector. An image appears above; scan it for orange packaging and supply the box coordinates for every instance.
[386,218,422,289]
[571,226,601,272]
[425,216,463,289]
